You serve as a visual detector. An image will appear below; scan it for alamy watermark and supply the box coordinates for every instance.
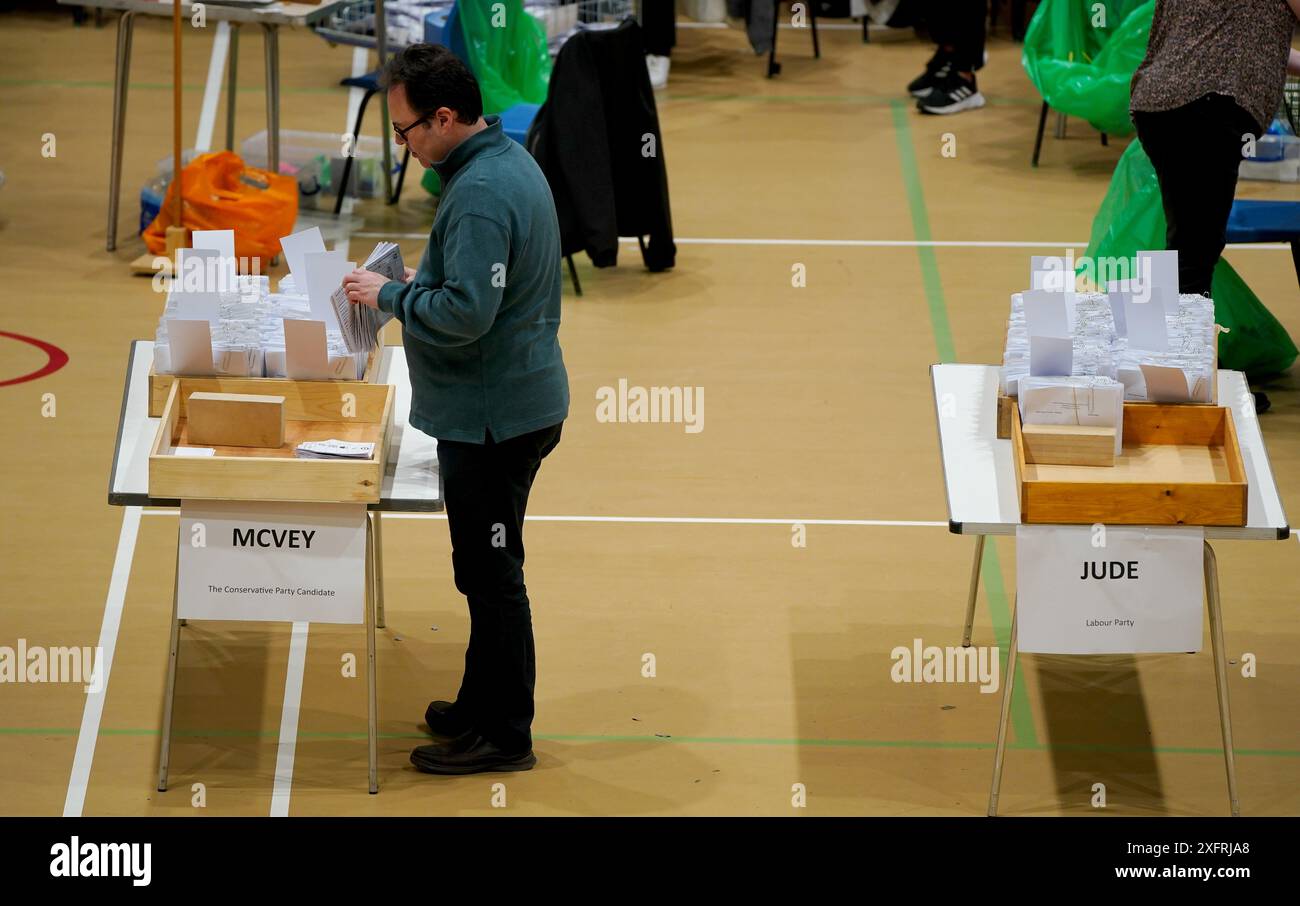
[891,638,1000,693]
[595,378,704,434]
[0,639,103,693]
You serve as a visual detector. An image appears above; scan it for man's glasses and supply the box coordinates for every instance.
[393,116,430,142]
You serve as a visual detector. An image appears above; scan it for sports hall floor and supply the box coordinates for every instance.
[1,10,1297,817]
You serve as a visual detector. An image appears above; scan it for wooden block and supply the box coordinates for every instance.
[164,225,190,259]
[1021,424,1116,467]
[187,392,286,448]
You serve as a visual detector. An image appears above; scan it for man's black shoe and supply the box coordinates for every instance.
[410,733,538,775]
[916,73,986,115]
[424,700,473,738]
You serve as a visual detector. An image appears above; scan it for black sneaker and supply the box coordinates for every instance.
[424,700,472,738]
[410,733,538,775]
[916,73,986,115]
[907,50,953,98]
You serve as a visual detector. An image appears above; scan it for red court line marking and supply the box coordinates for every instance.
[0,331,69,387]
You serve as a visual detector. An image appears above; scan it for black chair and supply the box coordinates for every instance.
[1031,102,1110,168]
[768,0,821,77]
[333,70,412,215]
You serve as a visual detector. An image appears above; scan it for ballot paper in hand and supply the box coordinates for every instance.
[1018,376,1125,455]
[330,242,402,353]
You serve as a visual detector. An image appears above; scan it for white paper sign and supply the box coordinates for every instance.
[173,248,223,323]
[1139,363,1191,403]
[1030,256,1077,293]
[1022,289,1072,337]
[1137,249,1179,298]
[1106,290,1129,338]
[177,500,366,623]
[1125,287,1169,352]
[303,251,352,329]
[1029,334,1073,377]
[191,229,238,288]
[165,319,215,375]
[284,318,330,380]
[279,227,327,287]
[1016,525,1204,654]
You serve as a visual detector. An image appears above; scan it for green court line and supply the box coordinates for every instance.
[980,538,1038,748]
[889,99,956,364]
[888,98,1038,749]
[1,726,1295,758]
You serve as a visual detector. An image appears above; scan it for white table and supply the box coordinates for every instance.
[59,0,354,251]
[930,364,1290,816]
[108,339,440,794]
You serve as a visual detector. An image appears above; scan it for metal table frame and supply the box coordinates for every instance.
[108,340,441,794]
[930,364,1290,817]
[58,0,348,252]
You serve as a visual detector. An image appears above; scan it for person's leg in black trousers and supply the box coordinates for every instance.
[1135,94,1260,296]
[642,0,675,89]
[410,422,563,773]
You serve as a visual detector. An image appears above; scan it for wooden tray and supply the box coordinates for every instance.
[146,343,382,418]
[1012,402,1247,526]
[148,377,394,504]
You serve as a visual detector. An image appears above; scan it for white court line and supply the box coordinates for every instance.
[351,233,1292,251]
[270,622,310,817]
[64,506,142,817]
[140,510,943,527]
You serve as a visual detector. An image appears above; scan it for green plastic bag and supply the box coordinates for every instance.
[457,0,551,114]
[1022,0,1154,137]
[421,1,552,198]
[1082,140,1299,378]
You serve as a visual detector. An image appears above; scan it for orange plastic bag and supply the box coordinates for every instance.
[143,151,298,266]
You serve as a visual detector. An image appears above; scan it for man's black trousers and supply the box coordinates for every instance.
[436,421,563,753]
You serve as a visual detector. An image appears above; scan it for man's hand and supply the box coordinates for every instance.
[403,266,417,283]
[341,268,389,309]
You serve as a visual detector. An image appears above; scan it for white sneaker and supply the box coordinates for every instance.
[646,54,670,90]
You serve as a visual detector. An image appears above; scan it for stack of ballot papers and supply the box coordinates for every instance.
[329,242,401,353]
[261,293,368,380]
[154,275,270,376]
[295,440,376,460]
[1018,375,1125,455]
[154,273,368,380]
[1001,289,1216,404]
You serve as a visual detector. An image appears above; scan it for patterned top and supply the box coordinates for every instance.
[1130,0,1297,132]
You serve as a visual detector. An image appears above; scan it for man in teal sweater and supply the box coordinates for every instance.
[342,44,568,775]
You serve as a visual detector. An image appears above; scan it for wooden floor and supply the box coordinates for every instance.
[1,11,1298,817]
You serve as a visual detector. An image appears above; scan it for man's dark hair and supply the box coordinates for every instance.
[382,43,483,125]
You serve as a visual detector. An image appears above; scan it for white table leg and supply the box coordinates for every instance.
[157,537,181,792]
[963,534,985,647]
[372,511,386,630]
[1204,541,1241,817]
[261,23,280,175]
[226,23,240,152]
[107,10,135,252]
[366,515,379,794]
[374,0,393,202]
[987,595,1018,816]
